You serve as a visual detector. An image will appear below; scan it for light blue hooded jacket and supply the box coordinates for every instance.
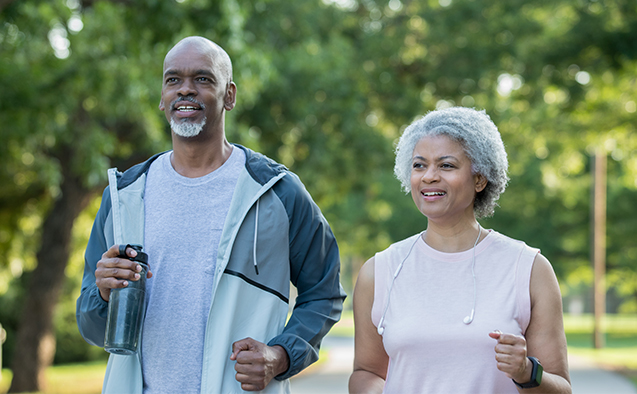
[76,144,346,393]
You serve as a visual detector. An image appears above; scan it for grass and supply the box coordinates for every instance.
[563,314,637,387]
[0,361,105,394]
[0,313,635,393]
[0,370,10,394]
[564,314,637,368]
[43,361,106,394]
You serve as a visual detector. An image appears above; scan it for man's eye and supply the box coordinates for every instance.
[166,78,178,83]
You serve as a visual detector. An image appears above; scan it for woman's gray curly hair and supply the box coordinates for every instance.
[394,107,509,218]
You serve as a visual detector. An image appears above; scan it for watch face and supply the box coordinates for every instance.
[535,361,544,385]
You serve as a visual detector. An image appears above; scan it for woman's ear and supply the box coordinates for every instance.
[475,174,488,193]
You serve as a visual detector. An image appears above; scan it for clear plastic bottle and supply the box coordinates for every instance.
[104,244,149,355]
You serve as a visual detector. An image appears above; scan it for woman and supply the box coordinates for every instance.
[349,107,571,393]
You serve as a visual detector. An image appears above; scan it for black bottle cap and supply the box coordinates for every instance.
[119,244,149,265]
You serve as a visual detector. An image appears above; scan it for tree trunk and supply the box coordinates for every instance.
[0,0,17,13]
[8,160,92,393]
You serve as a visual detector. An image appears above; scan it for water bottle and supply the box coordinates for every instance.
[104,244,149,355]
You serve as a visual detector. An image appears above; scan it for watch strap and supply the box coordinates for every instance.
[513,356,543,389]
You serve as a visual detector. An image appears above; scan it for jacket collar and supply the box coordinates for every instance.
[116,144,287,190]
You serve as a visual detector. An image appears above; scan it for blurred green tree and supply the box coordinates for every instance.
[0,0,169,390]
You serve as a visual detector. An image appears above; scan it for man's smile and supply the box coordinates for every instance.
[170,97,205,117]
[176,104,200,111]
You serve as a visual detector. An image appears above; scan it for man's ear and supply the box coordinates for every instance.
[159,92,165,112]
[475,174,488,193]
[224,82,237,111]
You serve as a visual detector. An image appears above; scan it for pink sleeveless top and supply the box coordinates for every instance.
[371,230,538,394]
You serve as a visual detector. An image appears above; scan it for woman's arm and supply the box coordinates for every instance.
[491,253,571,393]
[349,257,389,394]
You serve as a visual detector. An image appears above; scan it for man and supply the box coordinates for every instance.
[76,36,346,393]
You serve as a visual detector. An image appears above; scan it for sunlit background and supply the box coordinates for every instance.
[1,0,636,391]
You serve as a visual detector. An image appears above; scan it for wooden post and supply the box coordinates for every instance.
[0,322,5,380]
[592,150,607,349]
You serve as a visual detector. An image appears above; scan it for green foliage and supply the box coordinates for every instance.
[1,0,636,365]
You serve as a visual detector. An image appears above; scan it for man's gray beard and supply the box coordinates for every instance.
[171,117,207,138]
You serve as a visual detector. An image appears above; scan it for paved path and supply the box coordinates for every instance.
[569,353,637,394]
[291,335,637,394]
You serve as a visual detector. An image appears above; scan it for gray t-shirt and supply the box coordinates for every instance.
[141,147,245,393]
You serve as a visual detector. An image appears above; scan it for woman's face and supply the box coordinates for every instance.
[410,134,486,223]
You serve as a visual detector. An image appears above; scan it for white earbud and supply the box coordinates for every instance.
[463,309,475,325]
[377,325,385,336]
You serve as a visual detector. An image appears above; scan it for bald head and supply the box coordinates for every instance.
[164,36,233,84]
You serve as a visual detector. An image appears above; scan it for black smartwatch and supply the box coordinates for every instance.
[513,356,543,389]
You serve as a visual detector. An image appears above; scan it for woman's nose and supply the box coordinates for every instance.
[421,167,439,183]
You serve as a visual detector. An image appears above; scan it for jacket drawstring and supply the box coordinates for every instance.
[253,198,260,275]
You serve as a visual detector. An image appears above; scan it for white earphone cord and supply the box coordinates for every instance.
[377,233,422,336]
[463,226,482,325]
[378,226,482,335]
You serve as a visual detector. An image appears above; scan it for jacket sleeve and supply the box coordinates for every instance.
[75,187,112,347]
[267,172,347,380]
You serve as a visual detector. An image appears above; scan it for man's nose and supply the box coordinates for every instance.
[177,79,196,96]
